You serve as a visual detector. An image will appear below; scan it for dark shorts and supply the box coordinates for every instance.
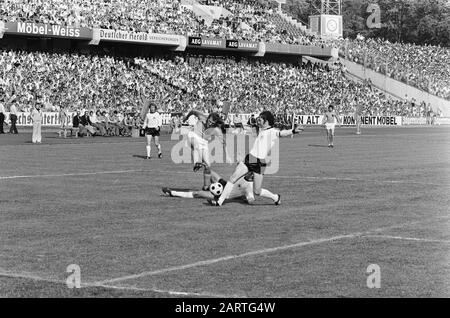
[218,178,228,188]
[145,127,160,137]
[234,123,244,128]
[244,154,267,175]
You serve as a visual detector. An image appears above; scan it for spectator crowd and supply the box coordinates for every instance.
[2,0,447,102]
[138,55,428,117]
[339,37,450,100]
[1,48,434,133]
[0,0,319,45]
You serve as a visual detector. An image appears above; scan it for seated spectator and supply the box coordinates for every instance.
[79,110,95,136]
[122,113,133,136]
[72,111,81,135]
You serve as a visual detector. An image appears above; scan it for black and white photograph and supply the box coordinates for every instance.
[0,0,449,303]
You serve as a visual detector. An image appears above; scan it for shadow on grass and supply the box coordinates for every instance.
[132,155,148,159]
[201,199,275,207]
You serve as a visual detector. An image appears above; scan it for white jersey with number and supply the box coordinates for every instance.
[144,112,162,128]
[249,127,279,160]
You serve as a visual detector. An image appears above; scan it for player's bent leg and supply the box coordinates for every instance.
[216,162,249,206]
[253,173,280,204]
[193,191,215,200]
[203,165,212,191]
[209,170,222,183]
[229,162,249,183]
[170,190,194,199]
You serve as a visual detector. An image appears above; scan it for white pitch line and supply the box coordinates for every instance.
[0,168,448,187]
[0,169,144,180]
[95,217,450,286]
[95,232,364,285]
[363,235,450,244]
[0,270,62,284]
[86,283,241,298]
[0,270,235,298]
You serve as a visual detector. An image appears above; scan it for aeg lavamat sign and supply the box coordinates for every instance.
[188,36,224,48]
[226,39,258,51]
[188,37,258,51]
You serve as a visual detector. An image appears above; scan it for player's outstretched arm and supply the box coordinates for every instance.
[183,110,206,123]
[142,115,148,129]
[278,125,304,138]
[203,127,224,140]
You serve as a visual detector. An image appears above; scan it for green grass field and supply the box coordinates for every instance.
[0,126,449,298]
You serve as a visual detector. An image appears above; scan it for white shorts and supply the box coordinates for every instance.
[187,131,208,150]
[325,123,336,132]
[229,179,253,200]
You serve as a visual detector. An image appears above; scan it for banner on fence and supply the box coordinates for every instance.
[99,29,181,46]
[4,22,92,39]
[5,113,407,127]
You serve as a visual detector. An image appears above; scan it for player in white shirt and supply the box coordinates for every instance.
[354,99,362,135]
[0,98,5,134]
[213,111,303,206]
[31,102,43,143]
[322,105,341,148]
[161,170,255,203]
[142,103,162,159]
[183,110,226,191]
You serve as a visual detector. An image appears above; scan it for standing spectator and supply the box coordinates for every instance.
[31,102,43,144]
[58,105,69,138]
[122,113,133,137]
[72,111,81,136]
[0,96,5,134]
[80,111,95,136]
[95,111,107,136]
[9,102,18,134]
[109,111,121,136]
[89,110,102,136]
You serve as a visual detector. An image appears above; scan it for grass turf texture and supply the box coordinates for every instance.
[0,127,449,297]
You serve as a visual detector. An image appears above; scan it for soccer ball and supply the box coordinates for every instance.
[209,182,223,196]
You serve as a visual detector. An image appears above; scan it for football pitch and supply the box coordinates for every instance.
[0,126,449,298]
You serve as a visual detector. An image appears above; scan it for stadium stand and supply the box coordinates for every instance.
[0,0,325,45]
[0,0,444,122]
[0,49,426,119]
[338,38,450,100]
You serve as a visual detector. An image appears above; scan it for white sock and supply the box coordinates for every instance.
[260,189,278,202]
[172,191,194,198]
[157,144,161,154]
[217,181,234,205]
[146,145,151,157]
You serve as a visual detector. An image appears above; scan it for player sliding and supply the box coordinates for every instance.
[143,102,163,159]
[212,111,304,207]
[322,105,341,148]
[183,110,226,191]
[161,170,255,203]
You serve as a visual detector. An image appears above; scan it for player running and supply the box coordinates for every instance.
[143,102,163,159]
[212,111,304,207]
[183,110,226,191]
[354,98,362,135]
[162,170,255,203]
[322,105,341,148]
